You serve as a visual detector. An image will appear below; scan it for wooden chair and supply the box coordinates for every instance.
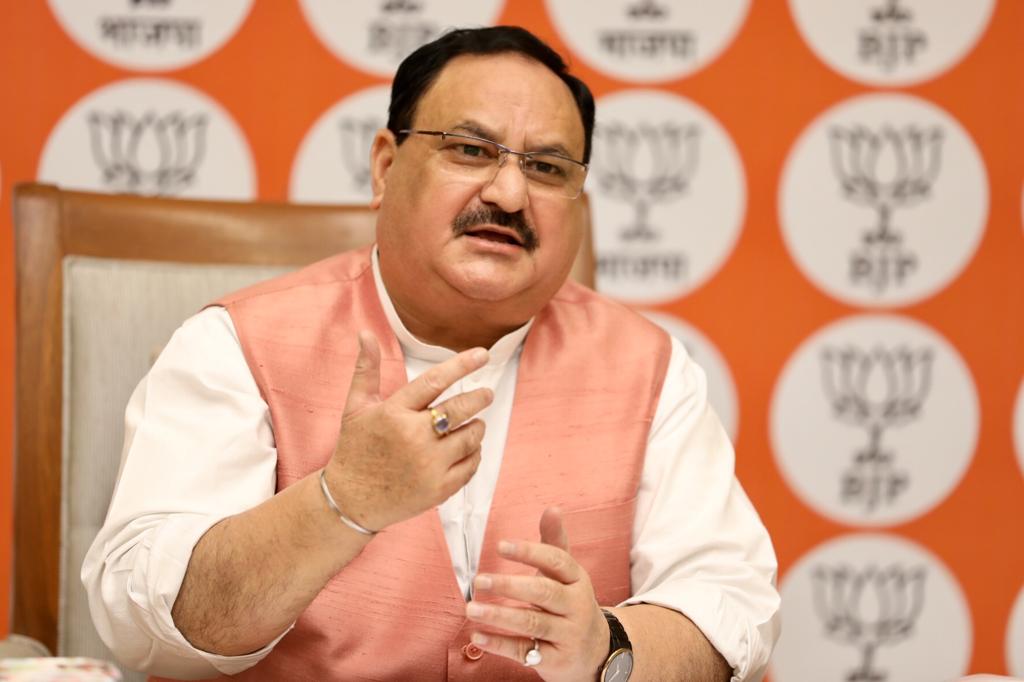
[8,182,594,675]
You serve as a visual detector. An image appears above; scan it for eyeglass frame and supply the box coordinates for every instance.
[396,129,589,199]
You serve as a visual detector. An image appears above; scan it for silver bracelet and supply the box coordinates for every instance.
[318,469,377,536]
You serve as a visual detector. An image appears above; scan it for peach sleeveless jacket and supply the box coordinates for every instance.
[160,247,670,681]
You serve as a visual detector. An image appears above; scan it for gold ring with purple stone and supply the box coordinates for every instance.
[429,407,451,437]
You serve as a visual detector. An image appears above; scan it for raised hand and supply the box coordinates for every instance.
[322,330,494,533]
[466,507,611,681]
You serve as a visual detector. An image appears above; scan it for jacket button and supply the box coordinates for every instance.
[463,643,484,661]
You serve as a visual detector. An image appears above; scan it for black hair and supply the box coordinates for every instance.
[387,26,595,164]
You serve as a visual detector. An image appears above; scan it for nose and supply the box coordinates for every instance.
[479,151,530,213]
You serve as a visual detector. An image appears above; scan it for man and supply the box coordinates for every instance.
[83,26,779,681]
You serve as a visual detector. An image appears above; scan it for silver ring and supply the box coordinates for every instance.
[523,638,542,667]
[430,407,450,437]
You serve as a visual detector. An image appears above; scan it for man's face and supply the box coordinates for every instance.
[371,53,586,318]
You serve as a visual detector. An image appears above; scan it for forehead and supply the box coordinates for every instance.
[412,53,585,155]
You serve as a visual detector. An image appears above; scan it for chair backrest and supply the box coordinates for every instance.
[10,182,595,674]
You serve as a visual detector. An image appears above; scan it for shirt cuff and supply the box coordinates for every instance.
[129,512,292,676]
[619,581,772,682]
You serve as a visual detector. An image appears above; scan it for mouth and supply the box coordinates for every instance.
[462,225,525,247]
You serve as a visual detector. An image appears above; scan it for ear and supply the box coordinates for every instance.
[369,128,398,210]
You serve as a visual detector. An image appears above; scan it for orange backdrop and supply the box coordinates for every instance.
[1,1,1022,678]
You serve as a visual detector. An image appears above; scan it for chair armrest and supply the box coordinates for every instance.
[0,633,52,658]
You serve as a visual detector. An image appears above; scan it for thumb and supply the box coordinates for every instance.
[345,330,382,414]
[539,506,570,554]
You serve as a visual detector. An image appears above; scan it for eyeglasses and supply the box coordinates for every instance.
[398,129,588,200]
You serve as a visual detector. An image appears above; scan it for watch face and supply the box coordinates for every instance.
[604,649,634,681]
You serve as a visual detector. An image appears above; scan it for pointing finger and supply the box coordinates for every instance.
[392,347,489,409]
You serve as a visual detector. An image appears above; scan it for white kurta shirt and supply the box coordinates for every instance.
[82,252,780,681]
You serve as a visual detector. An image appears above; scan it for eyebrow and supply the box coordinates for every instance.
[448,119,577,160]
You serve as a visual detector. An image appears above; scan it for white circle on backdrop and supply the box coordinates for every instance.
[788,0,995,87]
[38,78,255,200]
[770,313,978,526]
[546,0,750,83]
[1008,583,1024,676]
[1014,379,1024,481]
[298,0,505,77]
[47,0,253,72]
[771,533,972,682]
[779,92,988,308]
[641,311,739,441]
[290,85,391,205]
[590,89,745,304]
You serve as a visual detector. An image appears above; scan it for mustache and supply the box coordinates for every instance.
[452,206,538,252]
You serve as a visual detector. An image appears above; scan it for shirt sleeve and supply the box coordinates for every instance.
[81,306,286,679]
[620,336,781,682]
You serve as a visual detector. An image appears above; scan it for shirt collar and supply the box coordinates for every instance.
[371,247,533,366]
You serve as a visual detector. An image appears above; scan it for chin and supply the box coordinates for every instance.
[440,254,567,313]
[449,273,527,304]
[439,258,533,304]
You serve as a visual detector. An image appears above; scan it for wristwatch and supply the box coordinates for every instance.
[599,609,634,681]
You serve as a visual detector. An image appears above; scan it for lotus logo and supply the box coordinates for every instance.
[593,120,700,241]
[87,110,207,195]
[821,345,933,512]
[813,564,927,682]
[338,117,380,192]
[829,124,942,293]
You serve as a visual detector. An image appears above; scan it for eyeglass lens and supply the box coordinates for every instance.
[432,133,585,198]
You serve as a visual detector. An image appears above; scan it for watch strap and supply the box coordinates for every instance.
[599,609,633,682]
[602,609,632,654]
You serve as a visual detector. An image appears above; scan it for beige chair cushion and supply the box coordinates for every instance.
[62,256,293,680]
